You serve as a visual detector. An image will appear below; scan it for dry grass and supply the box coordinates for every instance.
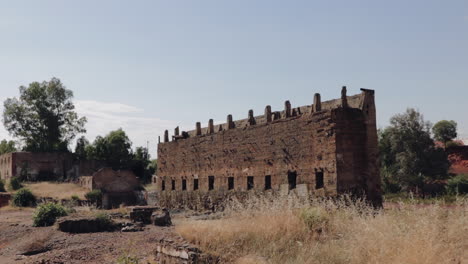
[143,184,158,192]
[23,182,88,200]
[176,195,467,264]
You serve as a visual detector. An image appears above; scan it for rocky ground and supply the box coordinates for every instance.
[0,208,183,264]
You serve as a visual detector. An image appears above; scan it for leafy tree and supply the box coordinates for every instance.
[88,129,132,169]
[432,120,457,147]
[3,78,87,152]
[74,136,90,160]
[379,108,449,192]
[0,139,17,155]
[131,147,152,183]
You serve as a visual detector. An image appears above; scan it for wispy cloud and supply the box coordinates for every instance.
[75,100,180,157]
[0,99,181,157]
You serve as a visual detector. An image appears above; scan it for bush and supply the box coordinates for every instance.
[12,188,36,207]
[117,253,140,264]
[85,189,102,205]
[94,212,116,231]
[446,174,468,195]
[0,179,6,192]
[299,207,329,231]
[71,195,79,201]
[9,177,22,191]
[446,141,462,148]
[33,203,68,227]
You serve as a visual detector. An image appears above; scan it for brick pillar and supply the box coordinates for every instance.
[248,110,256,125]
[196,122,202,135]
[164,130,169,142]
[285,100,291,118]
[265,105,272,123]
[313,93,321,112]
[208,119,214,134]
[341,86,348,108]
[227,115,234,129]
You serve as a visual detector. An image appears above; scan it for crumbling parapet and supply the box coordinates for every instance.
[248,110,256,125]
[313,93,321,112]
[227,114,235,129]
[208,119,214,134]
[196,122,202,136]
[265,105,272,123]
[341,86,348,108]
[284,100,291,118]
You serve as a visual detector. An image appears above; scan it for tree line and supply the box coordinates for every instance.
[1,78,155,183]
[1,77,466,192]
[379,108,465,195]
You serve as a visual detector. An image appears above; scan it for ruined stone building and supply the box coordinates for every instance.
[79,168,142,209]
[155,87,382,207]
[0,152,104,182]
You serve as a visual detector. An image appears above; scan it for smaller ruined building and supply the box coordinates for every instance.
[155,87,382,208]
[0,152,103,181]
[79,168,142,209]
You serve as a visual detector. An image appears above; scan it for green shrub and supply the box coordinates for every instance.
[446,141,462,148]
[299,207,329,231]
[9,177,22,191]
[71,195,79,201]
[85,189,102,204]
[95,212,112,226]
[446,174,468,195]
[117,253,140,264]
[94,212,116,231]
[0,179,5,192]
[33,203,68,227]
[12,188,36,207]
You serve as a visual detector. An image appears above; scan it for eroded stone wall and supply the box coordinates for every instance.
[154,89,381,207]
[157,110,338,197]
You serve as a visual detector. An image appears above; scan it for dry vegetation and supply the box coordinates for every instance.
[23,182,88,200]
[176,195,467,264]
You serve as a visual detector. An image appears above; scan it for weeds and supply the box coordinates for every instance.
[176,195,467,264]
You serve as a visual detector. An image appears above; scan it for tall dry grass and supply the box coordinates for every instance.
[23,182,88,200]
[176,195,467,264]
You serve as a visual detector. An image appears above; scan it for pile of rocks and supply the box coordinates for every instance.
[129,206,172,226]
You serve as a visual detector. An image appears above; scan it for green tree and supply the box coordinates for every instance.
[3,78,87,152]
[0,139,17,155]
[432,120,457,147]
[131,146,152,183]
[88,129,133,169]
[379,108,449,192]
[74,136,90,160]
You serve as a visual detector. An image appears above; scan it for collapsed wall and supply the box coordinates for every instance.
[155,87,382,208]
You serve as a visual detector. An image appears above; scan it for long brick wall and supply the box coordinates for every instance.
[156,88,382,208]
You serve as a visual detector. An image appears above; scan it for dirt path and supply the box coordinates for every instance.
[0,209,179,264]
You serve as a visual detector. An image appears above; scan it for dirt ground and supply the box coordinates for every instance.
[0,208,180,264]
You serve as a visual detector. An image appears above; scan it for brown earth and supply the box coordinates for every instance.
[0,208,182,264]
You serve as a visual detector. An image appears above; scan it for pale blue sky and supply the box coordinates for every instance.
[0,0,467,156]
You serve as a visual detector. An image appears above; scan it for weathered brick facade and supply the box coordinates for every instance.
[156,88,382,207]
[0,152,105,181]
